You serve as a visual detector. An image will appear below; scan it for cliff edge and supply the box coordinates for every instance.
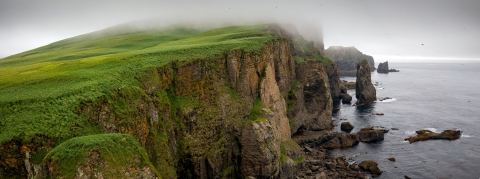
[0,24,340,179]
[324,46,375,76]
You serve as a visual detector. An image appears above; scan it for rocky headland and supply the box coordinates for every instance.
[324,46,376,76]
[0,24,383,179]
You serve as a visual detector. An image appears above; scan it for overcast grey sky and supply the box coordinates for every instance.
[1,0,479,61]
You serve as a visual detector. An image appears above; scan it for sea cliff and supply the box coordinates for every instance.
[324,46,375,76]
[0,24,343,178]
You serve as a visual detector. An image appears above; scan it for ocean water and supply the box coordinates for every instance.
[331,61,480,179]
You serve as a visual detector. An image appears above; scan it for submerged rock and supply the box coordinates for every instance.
[355,59,377,105]
[404,130,461,143]
[359,160,382,178]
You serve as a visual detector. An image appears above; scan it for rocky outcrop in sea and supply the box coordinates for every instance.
[378,61,399,73]
[355,59,377,105]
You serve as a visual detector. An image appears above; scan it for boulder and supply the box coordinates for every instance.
[339,93,352,104]
[355,59,377,105]
[377,61,389,73]
[359,160,382,177]
[341,122,354,132]
[404,130,461,143]
[356,128,385,143]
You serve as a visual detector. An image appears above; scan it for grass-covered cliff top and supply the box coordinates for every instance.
[43,133,159,178]
[0,24,279,144]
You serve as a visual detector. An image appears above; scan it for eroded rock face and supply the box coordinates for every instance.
[404,130,461,143]
[289,60,333,134]
[240,122,280,178]
[261,63,291,142]
[325,63,341,102]
[355,59,377,105]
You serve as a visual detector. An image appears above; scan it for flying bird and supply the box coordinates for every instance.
[422,44,424,46]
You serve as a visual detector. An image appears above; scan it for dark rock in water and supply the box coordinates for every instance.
[356,127,385,143]
[377,61,390,73]
[391,128,399,130]
[389,69,400,72]
[404,130,461,143]
[373,113,384,116]
[388,157,396,162]
[341,122,354,132]
[405,175,412,179]
[339,93,352,104]
[355,59,377,105]
[359,160,382,177]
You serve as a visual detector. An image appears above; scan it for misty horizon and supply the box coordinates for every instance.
[1,0,479,61]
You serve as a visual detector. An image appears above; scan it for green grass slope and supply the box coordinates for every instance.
[42,133,159,178]
[0,24,278,144]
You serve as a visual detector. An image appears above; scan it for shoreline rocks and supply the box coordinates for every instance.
[359,160,382,178]
[355,59,377,105]
[404,130,461,143]
[297,146,368,179]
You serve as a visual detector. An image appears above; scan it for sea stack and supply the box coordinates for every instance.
[355,59,377,105]
[377,61,389,73]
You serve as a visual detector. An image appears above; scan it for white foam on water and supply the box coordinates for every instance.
[425,128,438,132]
[378,98,396,102]
[462,134,472,138]
[405,131,416,135]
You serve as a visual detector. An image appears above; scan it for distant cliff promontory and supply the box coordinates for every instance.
[324,46,375,76]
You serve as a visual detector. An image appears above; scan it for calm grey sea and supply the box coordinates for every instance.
[332,60,480,179]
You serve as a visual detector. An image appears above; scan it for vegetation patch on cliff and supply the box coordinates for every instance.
[0,24,277,144]
[42,133,159,178]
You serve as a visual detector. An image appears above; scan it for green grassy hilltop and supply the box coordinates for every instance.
[0,24,277,144]
[0,23,334,178]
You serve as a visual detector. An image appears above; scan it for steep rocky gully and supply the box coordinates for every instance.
[0,26,365,179]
